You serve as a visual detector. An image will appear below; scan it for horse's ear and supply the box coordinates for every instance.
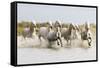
[69,23,72,28]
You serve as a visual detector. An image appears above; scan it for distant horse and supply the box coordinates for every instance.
[22,26,32,39]
[81,22,92,47]
[53,21,62,47]
[61,23,75,46]
[71,24,81,40]
[38,21,62,48]
[22,22,37,39]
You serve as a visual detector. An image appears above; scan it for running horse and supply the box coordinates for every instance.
[81,22,92,47]
[22,21,37,39]
[38,21,63,48]
[71,24,81,40]
[61,23,75,46]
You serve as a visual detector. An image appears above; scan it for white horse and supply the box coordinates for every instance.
[21,21,38,39]
[71,24,81,40]
[22,25,33,39]
[32,21,38,37]
[61,23,75,46]
[38,21,62,48]
[81,22,92,47]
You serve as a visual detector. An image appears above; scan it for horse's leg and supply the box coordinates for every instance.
[23,35,26,41]
[67,37,70,46]
[66,39,68,46]
[22,32,27,40]
[58,37,63,47]
[69,39,71,46]
[48,41,52,48]
[38,35,42,46]
[75,33,77,39]
[67,39,71,46]
[56,37,60,46]
[24,37,26,40]
[56,39,62,47]
[67,40,70,46]
[66,39,71,47]
[87,37,92,46]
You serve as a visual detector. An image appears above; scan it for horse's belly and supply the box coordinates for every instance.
[47,32,57,41]
[39,27,48,37]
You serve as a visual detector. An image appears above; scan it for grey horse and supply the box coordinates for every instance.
[22,22,36,39]
[38,21,62,48]
[81,22,92,46]
[61,23,75,46]
[71,24,81,40]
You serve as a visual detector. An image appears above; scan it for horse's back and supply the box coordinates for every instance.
[38,27,49,38]
[81,31,87,40]
[47,31,57,41]
[22,28,31,38]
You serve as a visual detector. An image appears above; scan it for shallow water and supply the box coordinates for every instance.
[17,35,96,65]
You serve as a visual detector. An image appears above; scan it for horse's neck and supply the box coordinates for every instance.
[32,27,36,35]
[85,29,89,33]
[34,27,36,31]
[49,27,54,33]
[68,28,72,34]
[57,27,60,31]
[56,27,61,37]
[87,30,91,35]
[49,28,52,31]
[58,27,61,31]
[24,27,30,31]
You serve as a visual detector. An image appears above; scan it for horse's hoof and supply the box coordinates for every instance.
[57,43,60,45]
[88,43,91,46]
[61,45,63,47]
[88,43,92,48]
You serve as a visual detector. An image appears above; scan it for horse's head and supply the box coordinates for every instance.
[30,21,38,33]
[54,20,62,28]
[85,22,90,31]
[69,23,75,30]
[48,21,52,27]
[74,24,80,31]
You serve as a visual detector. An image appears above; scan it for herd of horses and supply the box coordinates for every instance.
[20,21,92,48]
